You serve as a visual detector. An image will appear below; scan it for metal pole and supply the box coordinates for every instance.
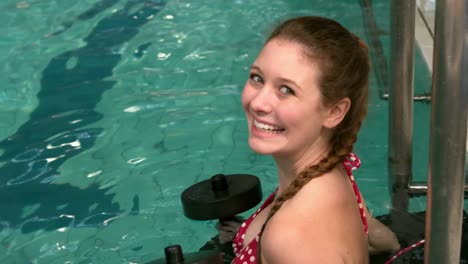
[425,0,468,262]
[388,0,416,229]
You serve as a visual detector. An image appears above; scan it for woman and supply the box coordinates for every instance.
[219,16,400,263]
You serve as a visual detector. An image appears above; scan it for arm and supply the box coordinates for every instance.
[365,207,401,253]
[260,222,348,264]
[358,195,400,253]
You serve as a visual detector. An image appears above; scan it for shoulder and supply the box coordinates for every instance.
[260,168,367,263]
[260,217,346,263]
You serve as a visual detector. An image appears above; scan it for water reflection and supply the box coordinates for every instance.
[0,0,166,233]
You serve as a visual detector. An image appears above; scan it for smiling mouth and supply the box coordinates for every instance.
[253,120,285,133]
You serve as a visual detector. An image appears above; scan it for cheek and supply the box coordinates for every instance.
[284,106,320,128]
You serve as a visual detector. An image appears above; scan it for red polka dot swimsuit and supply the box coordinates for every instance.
[231,153,368,264]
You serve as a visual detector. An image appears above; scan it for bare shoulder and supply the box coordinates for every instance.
[260,168,368,263]
[287,167,358,214]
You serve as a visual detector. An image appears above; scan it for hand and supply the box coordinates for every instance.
[215,216,244,244]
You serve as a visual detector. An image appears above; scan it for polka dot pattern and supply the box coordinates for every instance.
[231,189,277,264]
[385,239,425,264]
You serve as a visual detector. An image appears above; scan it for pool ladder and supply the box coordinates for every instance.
[388,0,467,263]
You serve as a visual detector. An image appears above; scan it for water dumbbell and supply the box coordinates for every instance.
[181,173,262,221]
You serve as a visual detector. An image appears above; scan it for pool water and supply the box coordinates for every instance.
[0,0,432,263]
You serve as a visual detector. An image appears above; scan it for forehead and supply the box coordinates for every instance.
[257,39,308,63]
[254,39,320,86]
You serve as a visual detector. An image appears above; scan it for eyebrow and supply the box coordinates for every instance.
[250,65,302,91]
[250,65,263,74]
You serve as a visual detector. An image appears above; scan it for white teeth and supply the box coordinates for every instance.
[253,120,284,132]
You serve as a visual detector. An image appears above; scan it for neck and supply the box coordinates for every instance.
[273,139,330,195]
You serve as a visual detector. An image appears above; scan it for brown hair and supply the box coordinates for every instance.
[264,16,370,227]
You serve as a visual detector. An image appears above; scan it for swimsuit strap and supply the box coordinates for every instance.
[244,189,277,227]
[232,189,277,255]
[343,152,361,171]
[342,153,368,234]
[385,239,425,264]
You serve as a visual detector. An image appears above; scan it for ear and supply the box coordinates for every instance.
[323,97,351,129]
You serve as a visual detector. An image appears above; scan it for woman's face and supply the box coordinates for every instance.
[241,38,331,157]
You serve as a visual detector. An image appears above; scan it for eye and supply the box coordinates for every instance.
[250,73,263,84]
[279,86,295,95]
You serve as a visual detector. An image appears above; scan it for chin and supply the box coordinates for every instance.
[248,139,277,155]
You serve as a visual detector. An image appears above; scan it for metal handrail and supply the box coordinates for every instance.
[388,0,468,262]
[424,0,468,262]
[388,0,416,228]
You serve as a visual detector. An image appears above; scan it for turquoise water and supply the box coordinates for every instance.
[0,0,432,263]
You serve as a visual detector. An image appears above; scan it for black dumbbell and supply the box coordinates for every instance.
[181,173,262,221]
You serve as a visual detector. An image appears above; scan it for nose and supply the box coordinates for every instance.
[249,86,273,115]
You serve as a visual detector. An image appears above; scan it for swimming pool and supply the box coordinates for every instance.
[0,0,432,263]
